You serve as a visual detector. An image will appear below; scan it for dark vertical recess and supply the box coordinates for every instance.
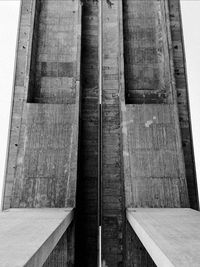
[43,222,75,267]
[102,96,125,266]
[75,1,99,266]
[126,223,156,267]
[101,2,126,266]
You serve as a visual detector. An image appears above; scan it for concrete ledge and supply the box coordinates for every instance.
[0,208,73,267]
[127,208,200,267]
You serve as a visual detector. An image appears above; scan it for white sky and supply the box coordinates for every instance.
[0,1,200,205]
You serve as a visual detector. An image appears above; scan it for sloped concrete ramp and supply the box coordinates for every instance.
[0,208,73,267]
[127,208,200,267]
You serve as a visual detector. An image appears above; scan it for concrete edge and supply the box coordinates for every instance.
[126,209,174,267]
[24,208,74,267]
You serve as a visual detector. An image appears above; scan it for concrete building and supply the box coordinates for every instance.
[1,0,199,266]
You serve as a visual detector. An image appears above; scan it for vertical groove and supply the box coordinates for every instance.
[98,0,103,265]
[75,1,99,266]
[102,1,125,266]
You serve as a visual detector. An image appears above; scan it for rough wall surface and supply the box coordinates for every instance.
[75,1,99,266]
[2,0,81,266]
[43,221,75,267]
[124,104,189,208]
[2,0,199,266]
[121,1,190,206]
[120,0,197,266]
[29,0,77,104]
[11,104,78,208]
[4,0,81,211]
[3,0,81,210]
[126,222,156,267]
[102,1,125,266]
[168,0,199,210]
[124,0,172,104]
[2,0,35,210]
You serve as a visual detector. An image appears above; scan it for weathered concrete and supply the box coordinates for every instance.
[0,208,73,267]
[168,0,199,210]
[126,221,156,267]
[2,0,81,210]
[102,1,125,266]
[43,220,75,267]
[121,0,189,210]
[119,0,198,266]
[10,103,79,208]
[123,104,189,208]
[1,0,199,265]
[127,208,200,267]
[1,0,81,265]
[75,1,99,265]
[29,0,79,104]
[124,0,173,104]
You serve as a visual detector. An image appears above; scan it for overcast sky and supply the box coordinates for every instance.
[0,1,200,205]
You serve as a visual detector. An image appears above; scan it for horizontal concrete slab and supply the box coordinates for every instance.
[0,208,73,267]
[127,208,200,267]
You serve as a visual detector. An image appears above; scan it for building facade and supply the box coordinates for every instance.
[2,0,199,266]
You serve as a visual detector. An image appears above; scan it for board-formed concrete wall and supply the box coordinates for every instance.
[124,0,173,104]
[168,0,199,210]
[1,0,198,266]
[2,0,81,266]
[2,0,81,210]
[101,1,126,266]
[120,0,199,266]
[122,0,190,210]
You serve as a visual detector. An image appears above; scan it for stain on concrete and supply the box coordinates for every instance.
[145,119,153,128]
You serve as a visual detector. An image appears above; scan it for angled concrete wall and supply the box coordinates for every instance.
[2,0,81,210]
[168,0,199,210]
[1,0,82,266]
[119,0,199,266]
[122,0,189,209]
[1,0,198,266]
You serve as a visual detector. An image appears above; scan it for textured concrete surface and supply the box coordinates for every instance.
[119,0,197,266]
[126,221,156,267]
[75,1,99,265]
[123,0,172,104]
[2,0,81,266]
[0,208,73,267]
[168,0,199,210]
[43,220,75,267]
[2,0,81,210]
[1,0,199,266]
[127,208,200,267]
[29,0,78,104]
[123,104,189,208]
[102,1,125,266]
[121,0,189,210]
